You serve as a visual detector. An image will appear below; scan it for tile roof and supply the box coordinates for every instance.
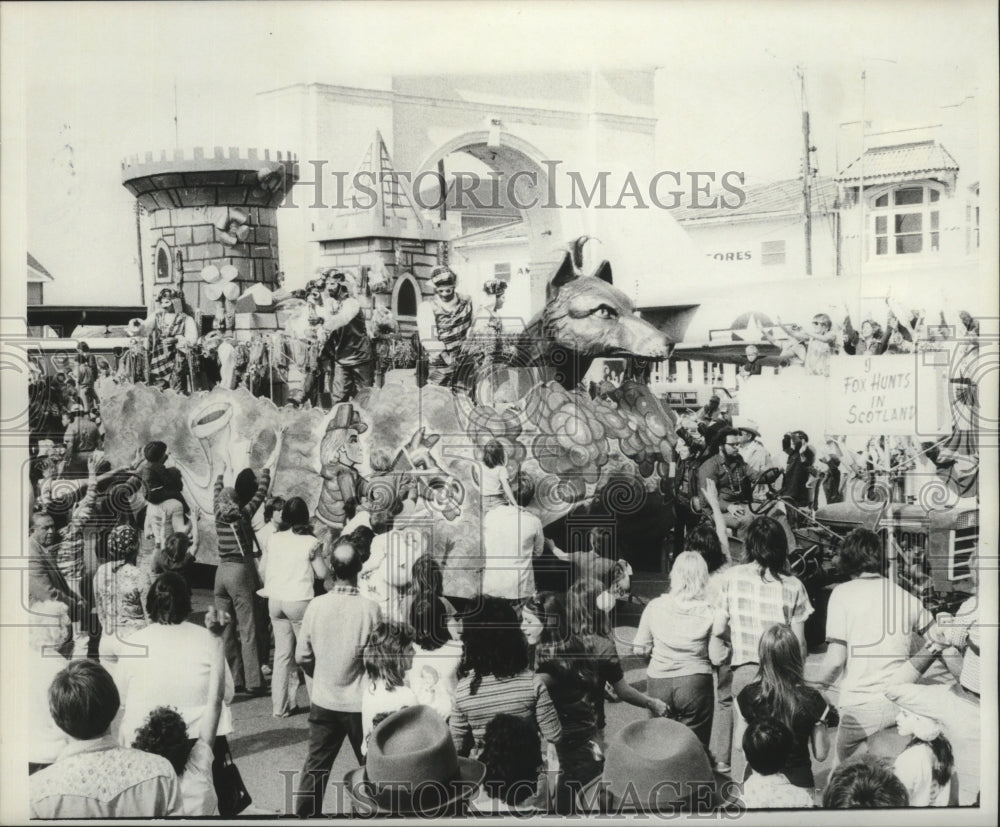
[452,219,526,247]
[672,176,838,222]
[836,140,959,184]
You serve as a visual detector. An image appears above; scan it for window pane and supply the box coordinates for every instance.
[875,216,887,234]
[896,213,922,233]
[894,187,923,206]
[876,237,888,255]
[875,194,889,207]
[930,211,939,230]
[930,189,940,202]
[931,232,940,251]
[897,235,923,254]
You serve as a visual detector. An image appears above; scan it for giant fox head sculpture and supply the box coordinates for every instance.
[523,237,671,388]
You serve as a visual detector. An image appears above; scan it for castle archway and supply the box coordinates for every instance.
[416,131,582,320]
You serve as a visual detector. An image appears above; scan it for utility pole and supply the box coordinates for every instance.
[173,79,180,149]
[798,67,815,276]
[135,201,146,306]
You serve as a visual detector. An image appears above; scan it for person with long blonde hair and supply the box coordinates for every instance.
[632,551,727,749]
[736,623,835,790]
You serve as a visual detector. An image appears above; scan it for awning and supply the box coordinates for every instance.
[837,141,959,187]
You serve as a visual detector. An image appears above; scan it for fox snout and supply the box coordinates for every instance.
[613,315,671,358]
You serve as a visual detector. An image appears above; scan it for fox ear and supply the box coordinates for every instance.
[591,260,613,285]
[546,252,578,303]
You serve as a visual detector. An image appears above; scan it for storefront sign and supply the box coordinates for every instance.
[707,250,753,262]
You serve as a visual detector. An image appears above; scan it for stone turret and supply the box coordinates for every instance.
[122,147,299,331]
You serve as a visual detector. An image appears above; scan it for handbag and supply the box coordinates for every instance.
[212,740,253,817]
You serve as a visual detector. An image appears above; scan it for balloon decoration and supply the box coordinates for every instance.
[202,263,239,332]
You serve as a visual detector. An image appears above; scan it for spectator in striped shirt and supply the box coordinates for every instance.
[213,466,270,695]
[418,266,474,389]
[450,597,562,762]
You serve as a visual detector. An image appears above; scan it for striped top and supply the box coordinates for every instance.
[450,670,562,756]
[432,295,473,353]
[213,471,270,563]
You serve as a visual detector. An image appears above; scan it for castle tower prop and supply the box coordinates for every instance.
[122,147,299,336]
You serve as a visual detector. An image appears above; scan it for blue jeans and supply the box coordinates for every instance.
[647,672,715,748]
[710,663,734,766]
[214,560,262,691]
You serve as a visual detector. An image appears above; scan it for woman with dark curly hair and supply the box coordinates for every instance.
[406,596,463,721]
[132,607,229,816]
[450,596,562,759]
[92,524,151,680]
[471,714,550,814]
[399,553,457,626]
[360,621,416,752]
[116,574,236,757]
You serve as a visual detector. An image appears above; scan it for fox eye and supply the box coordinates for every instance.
[592,305,618,320]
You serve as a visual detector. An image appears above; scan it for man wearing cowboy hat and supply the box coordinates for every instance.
[344,705,485,817]
[734,420,771,481]
[417,266,474,389]
[315,403,369,531]
[132,287,198,391]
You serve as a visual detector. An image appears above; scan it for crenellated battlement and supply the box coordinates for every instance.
[121,147,298,305]
[122,146,298,175]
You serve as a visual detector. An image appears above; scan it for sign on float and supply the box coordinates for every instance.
[826,353,952,436]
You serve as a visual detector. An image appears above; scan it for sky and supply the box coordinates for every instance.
[3,0,996,305]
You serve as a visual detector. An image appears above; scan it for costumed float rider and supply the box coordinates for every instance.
[417,266,473,391]
[315,403,369,533]
[291,277,331,407]
[320,272,374,405]
[135,287,199,392]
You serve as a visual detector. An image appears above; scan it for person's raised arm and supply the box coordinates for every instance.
[774,315,808,343]
[701,478,731,561]
[499,465,516,506]
[198,607,229,748]
[243,468,271,519]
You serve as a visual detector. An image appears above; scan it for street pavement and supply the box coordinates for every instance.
[188,573,849,816]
